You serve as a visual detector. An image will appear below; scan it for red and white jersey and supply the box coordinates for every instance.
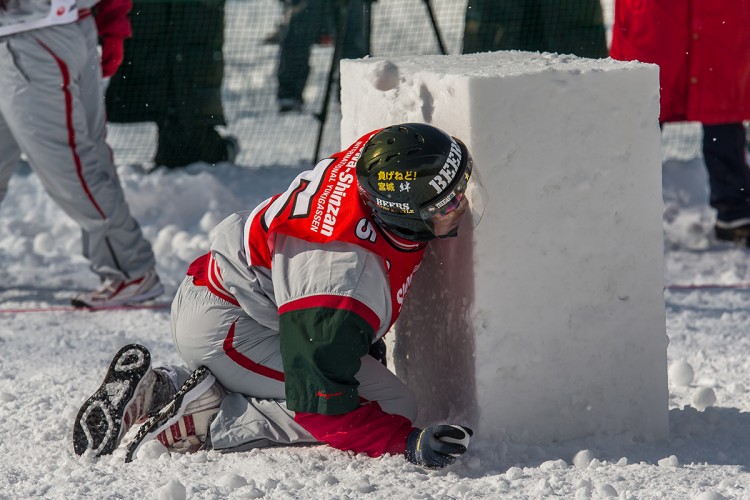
[189,132,431,457]
[242,130,426,336]
[203,130,426,341]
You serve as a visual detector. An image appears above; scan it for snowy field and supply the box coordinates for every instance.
[2,148,750,499]
[3,1,750,498]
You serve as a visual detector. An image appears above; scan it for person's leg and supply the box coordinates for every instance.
[0,37,38,205]
[462,0,484,54]
[277,0,319,110]
[75,17,158,280]
[170,276,287,398]
[538,0,608,58]
[3,22,157,283]
[166,276,416,452]
[521,0,545,52]
[487,0,538,51]
[121,276,312,454]
[0,38,23,203]
[125,363,317,459]
[341,0,368,60]
[207,349,415,452]
[173,279,415,415]
[155,121,233,168]
[0,109,21,206]
[703,123,750,243]
[153,0,234,167]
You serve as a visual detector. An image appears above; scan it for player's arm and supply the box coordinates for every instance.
[280,292,472,463]
[274,235,473,465]
[274,236,416,456]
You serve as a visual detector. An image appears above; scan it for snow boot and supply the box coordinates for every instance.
[72,344,174,456]
[125,366,224,462]
[72,267,164,308]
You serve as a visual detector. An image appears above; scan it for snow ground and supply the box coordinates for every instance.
[2,150,750,499]
[3,0,750,497]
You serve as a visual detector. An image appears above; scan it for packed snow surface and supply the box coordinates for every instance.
[3,0,750,496]
[2,155,750,499]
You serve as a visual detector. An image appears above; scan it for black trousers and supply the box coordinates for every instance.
[277,0,367,102]
[462,0,608,58]
[155,122,229,168]
[702,123,750,223]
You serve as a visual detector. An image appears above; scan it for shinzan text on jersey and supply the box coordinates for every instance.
[312,141,363,237]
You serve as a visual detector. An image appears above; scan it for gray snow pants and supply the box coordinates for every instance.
[0,18,155,280]
[169,276,418,452]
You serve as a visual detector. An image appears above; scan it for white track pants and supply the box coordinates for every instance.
[0,18,155,280]
[170,276,417,451]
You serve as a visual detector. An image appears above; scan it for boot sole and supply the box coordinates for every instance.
[72,344,152,456]
[125,366,215,463]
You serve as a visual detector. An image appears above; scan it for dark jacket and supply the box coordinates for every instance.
[463,0,608,59]
[105,0,226,126]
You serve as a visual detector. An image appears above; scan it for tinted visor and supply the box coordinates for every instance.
[419,155,488,237]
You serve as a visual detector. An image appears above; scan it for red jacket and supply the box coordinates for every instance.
[610,0,750,124]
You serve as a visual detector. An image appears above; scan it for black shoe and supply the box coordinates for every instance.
[263,24,284,44]
[715,218,750,246]
[73,344,156,457]
[279,98,303,113]
[223,135,240,164]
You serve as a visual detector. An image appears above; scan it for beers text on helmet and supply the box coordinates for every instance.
[356,123,488,241]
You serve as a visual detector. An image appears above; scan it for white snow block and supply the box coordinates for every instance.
[341,52,668,444]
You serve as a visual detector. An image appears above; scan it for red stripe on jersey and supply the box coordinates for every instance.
[223,320,285,382]
[157,432,169,447]
[35,39,107,220]
[279,295,380,332]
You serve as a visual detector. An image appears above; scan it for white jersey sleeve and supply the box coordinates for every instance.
[271,233,393,341]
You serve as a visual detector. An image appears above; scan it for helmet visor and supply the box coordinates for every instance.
[419,156,488,238]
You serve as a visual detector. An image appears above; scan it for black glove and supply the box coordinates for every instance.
[405,425,473,469]
[368,338,387,367]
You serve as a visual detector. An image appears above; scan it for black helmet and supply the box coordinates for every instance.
[356,123,486,241]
